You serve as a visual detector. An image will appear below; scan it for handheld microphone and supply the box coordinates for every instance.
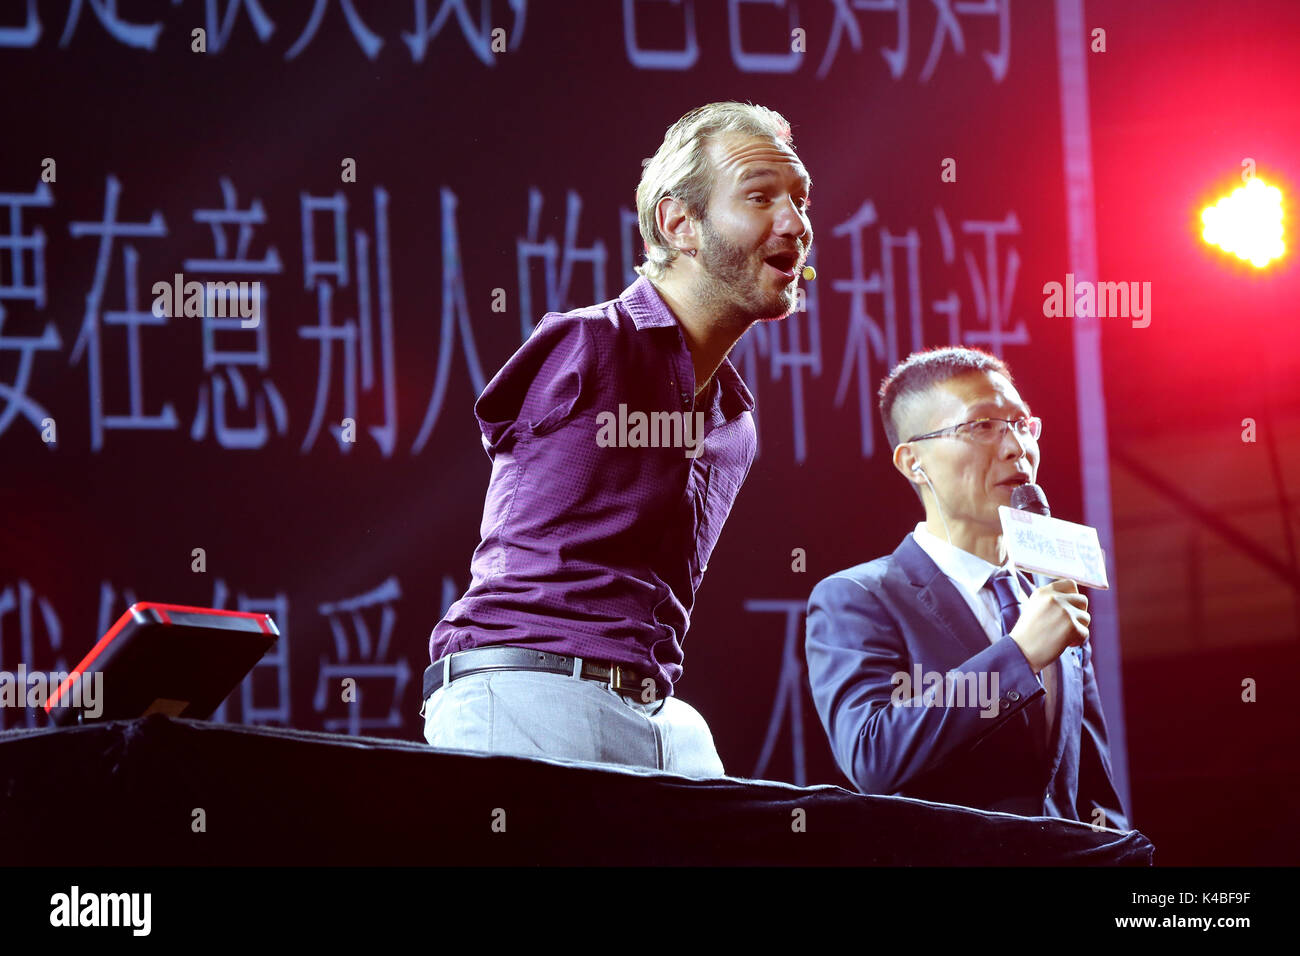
[1011,482,1086,660]
[1010,482,1050,518]
[801,265,816,281]
[1010,483,1053,590]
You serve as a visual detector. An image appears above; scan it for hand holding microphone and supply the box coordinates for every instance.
[1007,483,1090,672]
[1010,579,1090,674]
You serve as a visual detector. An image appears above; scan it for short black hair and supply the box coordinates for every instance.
[877,346,1013,451]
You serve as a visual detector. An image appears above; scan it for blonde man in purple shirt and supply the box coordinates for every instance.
[421,102,814,776]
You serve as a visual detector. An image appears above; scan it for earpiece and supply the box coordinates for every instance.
[911,459,952,546]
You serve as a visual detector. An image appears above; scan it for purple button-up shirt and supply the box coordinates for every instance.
[429,276,758,697]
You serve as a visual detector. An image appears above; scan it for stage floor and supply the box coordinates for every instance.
[0,715,1154,865]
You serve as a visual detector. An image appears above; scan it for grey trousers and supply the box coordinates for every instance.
[421,667,725,777]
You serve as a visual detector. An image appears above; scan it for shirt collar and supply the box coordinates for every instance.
[619,275,756,416]
[621,274,679,331]
[912,522,1016,599]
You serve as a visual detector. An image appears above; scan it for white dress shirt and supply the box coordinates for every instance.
[911,523,1057,747]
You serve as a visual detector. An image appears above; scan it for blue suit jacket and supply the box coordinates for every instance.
[805,535,1130,830]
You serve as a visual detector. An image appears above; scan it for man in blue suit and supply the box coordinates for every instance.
[805,346,1130,830]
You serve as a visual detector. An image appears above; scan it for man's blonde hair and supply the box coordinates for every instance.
[634,102,798,281]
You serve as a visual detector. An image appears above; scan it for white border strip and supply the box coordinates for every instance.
[1054,0,1132,819]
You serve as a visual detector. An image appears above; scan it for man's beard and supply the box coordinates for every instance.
[693,217,798,324]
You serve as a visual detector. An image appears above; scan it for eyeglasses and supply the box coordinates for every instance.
[906,416,1042,444]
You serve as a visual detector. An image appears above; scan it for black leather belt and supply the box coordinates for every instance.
[423,645,653,700]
